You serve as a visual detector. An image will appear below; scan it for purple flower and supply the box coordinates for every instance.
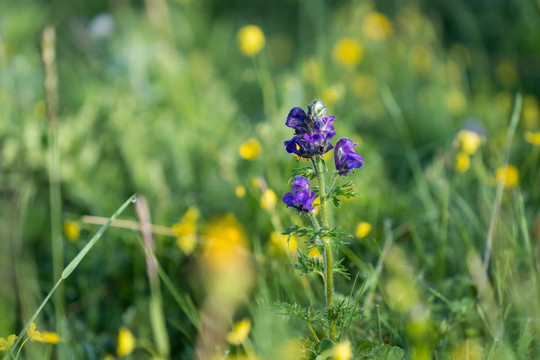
[334,138,364,176]
[284,100,336,159]
[282,176,316,213]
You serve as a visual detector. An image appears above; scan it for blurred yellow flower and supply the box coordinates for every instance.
[226,318,251,345]
[455,152,470,173]
[63,220,80,242]
[451,339,483,360]
[308,247,322,259]
[270,231,297,254]
[203,214,248,270]
[33,100,46,119]
[408,45,432,75]
[496,165,519,188]
[495,91,513,114]
[355,222,372,238]
[172,206,199,255]
[495,60,518,88]
[103,355,116,360]
[117,327,135,357]
[445,89,467,116]
[235,185,246,198]
[301,58,322,86]
[239,138,262,160]
[27,323,61,344]
[457,130,483,155]
[524,130,540,145]
[322,85,344,105]
[237,25,265,57]
[522,95,540,128]
[333,340,352,360]
[261,189,277,210]
[362,12,393,41]
[332,38,363,68]
[350,74,377,99]
[0,334,17,351]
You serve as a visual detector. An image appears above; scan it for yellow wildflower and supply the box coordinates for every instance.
[408,45,432,75]
[270,232,297,254]
[0,334,17,351]
[117,327,135,357]
[63,220,80,242]
[27,323,61,344]
[332,38,363,68]
[523,95,540,128]
[235,185,246,198]
[455,152,470,173]
[457,130,483,155]
[226,318,251,345]
[103,355,116,360]
[446,89,467,116]
[237,25,265,57]
[308,247,322,260]
[496,165,519,188]
[333,340,352,360]
[172,207,199,255]
[322,85,344,105]
[355,222,372,238]
[261,189,277,210]
[362,12,393,41]
[524,130,540,145]
[239,138,262,160]
[203,214,248,270]
[33,100,46,119]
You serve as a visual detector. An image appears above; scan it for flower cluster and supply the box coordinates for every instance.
[283,100,364,213]
[282,176,316,214]
[284,100,336,159]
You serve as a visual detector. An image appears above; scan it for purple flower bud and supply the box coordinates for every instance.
[285,107,309,134]
[334,138,364,176]
[282,176,316,213]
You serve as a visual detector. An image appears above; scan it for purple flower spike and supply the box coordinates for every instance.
[286,107,308,134]
[282,176,316,214]
[284,100,336,159]
[334,138,364,176]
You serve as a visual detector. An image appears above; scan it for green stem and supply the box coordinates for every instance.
[314,156,336,340]
[304,321,320,343]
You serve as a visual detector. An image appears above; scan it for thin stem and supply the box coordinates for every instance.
[309,212,321,231]
[325,171,339,202]
[314,156,336,340]
[304,321,320,343]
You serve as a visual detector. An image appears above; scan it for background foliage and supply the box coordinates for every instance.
[1,0,540,359]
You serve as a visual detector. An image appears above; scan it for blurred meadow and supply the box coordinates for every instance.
[1,0,540,359]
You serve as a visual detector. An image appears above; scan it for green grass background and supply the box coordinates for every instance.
[1,0,540,359]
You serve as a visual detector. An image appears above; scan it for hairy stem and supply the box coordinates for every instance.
[315,156,336,340]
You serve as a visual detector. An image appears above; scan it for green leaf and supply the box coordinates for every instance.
[319,338,334,353]
[387,347,405,360]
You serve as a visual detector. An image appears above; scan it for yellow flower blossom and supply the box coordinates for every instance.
[455,152,470,173]
[261,189,277,210]
[322,85,344,105]
[457,130,483,155]
[523,95,540,128]
[333,340,352,360]
[362,12,393,41]
[103,355,116,360]
[308,247,322,259]
[33,100,46,119]
[237,25,265,57]
[355,222,372,238]
[408,45,432,75]
[226,318,251,345]
[524,130,540,145]
[27,323,61,344]
[235,185,246,198]
[117,327,135,357]
[63,220,80,242]
[496,165,519,188]
[332,38,363,68]
[172,207,199,255]
[270,232,297,254]
[203,214,248,270]
[239,138,262,160]
[446,89,467,116]
[0,334,17,351]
